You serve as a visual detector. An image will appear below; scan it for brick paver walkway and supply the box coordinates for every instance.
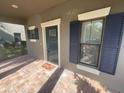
[0,55,118,93]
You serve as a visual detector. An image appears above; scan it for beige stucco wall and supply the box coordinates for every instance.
[26,15,44,59]
[26,0,124,92]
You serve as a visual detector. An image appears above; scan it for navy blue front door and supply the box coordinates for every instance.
[46,26,58,64]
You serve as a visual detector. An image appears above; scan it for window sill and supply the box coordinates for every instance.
[30,39,38,42]
[77,64,100,75]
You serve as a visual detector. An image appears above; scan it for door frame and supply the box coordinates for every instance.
[41,18,61,67]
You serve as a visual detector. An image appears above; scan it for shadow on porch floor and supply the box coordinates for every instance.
[0,55,118,93]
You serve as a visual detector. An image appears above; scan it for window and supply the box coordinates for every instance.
[14,33,21,42]
[27,28,39,39]
[80,19,103,67]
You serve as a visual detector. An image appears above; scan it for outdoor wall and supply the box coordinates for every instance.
[26,0,124,92]
[26,15,44,59]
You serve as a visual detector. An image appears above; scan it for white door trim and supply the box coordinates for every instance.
[41,18,61,67]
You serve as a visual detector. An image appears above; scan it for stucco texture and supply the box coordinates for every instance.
[26,0,124,92]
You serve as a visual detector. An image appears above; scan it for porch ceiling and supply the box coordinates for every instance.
[0,0,68,19]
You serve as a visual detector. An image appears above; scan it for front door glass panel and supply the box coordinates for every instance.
[46,26,58,64]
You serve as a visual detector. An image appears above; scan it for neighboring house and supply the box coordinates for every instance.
[25,1,124,93]
[0,22,26,46]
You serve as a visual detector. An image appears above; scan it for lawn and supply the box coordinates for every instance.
[0,47,27,61]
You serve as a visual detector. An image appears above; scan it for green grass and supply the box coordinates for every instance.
[0,47,27,61]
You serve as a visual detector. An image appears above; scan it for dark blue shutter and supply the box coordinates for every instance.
[99,13,124,75]
[70,21,81,64]
[35,28,39,39]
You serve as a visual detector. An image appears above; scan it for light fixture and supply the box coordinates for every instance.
[11,4,18,9]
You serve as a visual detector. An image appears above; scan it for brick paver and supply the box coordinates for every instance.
[0,55,118,93]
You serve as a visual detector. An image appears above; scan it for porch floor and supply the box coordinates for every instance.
[0,55,117,93]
